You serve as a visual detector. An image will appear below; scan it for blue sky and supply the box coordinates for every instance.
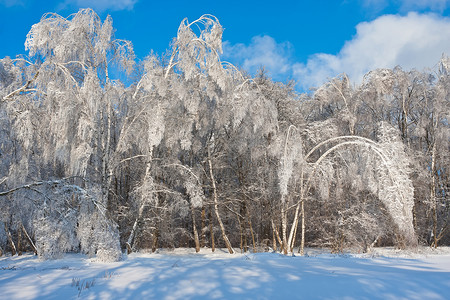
[1,0,450,90]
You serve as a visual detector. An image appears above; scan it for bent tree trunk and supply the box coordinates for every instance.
[272,219,283,251]
[126,216,139,254]
[207,150,234,254]
[296,135,417,252]
[4,223,17,256]
[21,223,37,255]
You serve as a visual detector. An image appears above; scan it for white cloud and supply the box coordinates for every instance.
[60,0,138,12]
[224,13,450,91]
[222,35,293,81]
[223,13,450,91]
[293,12,450,89]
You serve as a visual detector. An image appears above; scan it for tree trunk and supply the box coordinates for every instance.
[238,202,248,253]
[207,150,234,254]
[101,95,113,208]
[272,219,283,252]
[151,226,159,253]
[4,223,16,256]
[300,198,305,256]
[191,205,200,253]
[272,220,277,252]
[288,201,301,253]
[126,217,139,254]
[430,141,438,248]
[243,227,248,253]
[21,223,37,255]
[126,194,146,253]
[209,205,215,252]
[290,217,299,253]
[200,206,206,248]
[247,208,256,252]
[127,160,153,254]
[281,202,288,254]
[17,226,22,256]
[288,173,304,252]
[238,215,243,252]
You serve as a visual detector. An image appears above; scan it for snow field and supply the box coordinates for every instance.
[0,247,449,299]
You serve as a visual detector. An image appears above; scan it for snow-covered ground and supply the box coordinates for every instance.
[1,247,449,299]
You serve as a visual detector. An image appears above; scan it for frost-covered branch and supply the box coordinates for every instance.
[2,71,39,101]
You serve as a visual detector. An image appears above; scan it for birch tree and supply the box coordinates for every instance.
[0,8,135,261]
[295,124,417,254]
[1,10,449,256]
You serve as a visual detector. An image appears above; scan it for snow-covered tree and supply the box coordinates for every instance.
[0,10,448,258]
[0,8,135,261]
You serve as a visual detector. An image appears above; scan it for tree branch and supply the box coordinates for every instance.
[2,71,40,101]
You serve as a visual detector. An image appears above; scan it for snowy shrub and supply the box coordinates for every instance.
[376,122,416,247]
[77,190,122,262]
[95,225,122,263]
[33,212,78,260]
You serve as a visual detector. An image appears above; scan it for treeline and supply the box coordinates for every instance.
[0,9,448,261]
